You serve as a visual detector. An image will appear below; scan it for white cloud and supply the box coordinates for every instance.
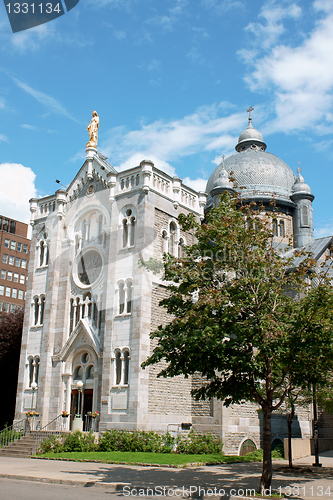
[240,1,333,134]
[21,124,38,130]
[145,0,188,32]
[314,222,333,238]
[101,104,244,169]
[12,77,79,122]
[0,134,8,142]
[183,177,208,192]
[0,163,37,224]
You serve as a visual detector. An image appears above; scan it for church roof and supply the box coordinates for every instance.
[284,236,333,267]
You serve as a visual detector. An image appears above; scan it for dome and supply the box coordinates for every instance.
[206,149,296,203]
[292,171,312,195]
[206,113,296,205]
[236,121,267,152]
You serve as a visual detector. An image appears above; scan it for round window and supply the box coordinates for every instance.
[81,352,89,364]
[77,250,102,286]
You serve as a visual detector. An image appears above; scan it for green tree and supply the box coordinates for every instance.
[142,193,333,492]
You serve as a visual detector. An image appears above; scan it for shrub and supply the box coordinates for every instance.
[176,429,223,454]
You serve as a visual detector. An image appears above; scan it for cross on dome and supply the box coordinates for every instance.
[297,161,302,175]
[246,106,254,124]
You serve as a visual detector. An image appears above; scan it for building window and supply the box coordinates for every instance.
[28,356,40,387]
[7,271,12,281]
[2,219,8,232]
[272,219,278,237]
[162,230,168,254]
[22,259,27,269]
[0,285,4,295]
[4,239,9,248]
[113,348,130,386]
[5,287,11,297]
[17,242,22,252]
[9,220,16,234]
[15,257,21,267]
[3,254,8,264]
[121,207,136,248]
[169,221,177,256]
[12,288,17,299]
[279,220,285,238]
[9,256,14,266]
[117,279,133,315]
[19,274,24,284]
[40,296,45,324]
[18,290,24,300]
[23,244,28,254]
[10,241,16,250]
[14,273,19,282]
[301,205,309,227]
[74,366,83,380]
[33,297,39,326]
[0,302,2,311]
[3,303,9,312]
[1,270,6,280]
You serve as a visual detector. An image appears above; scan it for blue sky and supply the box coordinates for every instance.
[0,0,333,237]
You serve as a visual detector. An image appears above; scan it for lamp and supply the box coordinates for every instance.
[31,382,37,410]
[76,380,84,418]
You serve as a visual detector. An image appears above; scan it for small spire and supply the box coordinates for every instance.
[246,105,254,125]
[297,161,301,175]
[221,154,225,167]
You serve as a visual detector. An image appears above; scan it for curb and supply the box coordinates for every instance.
[31,455,225,468]
[0,473,127,490]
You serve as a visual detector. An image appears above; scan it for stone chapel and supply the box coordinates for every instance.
[14,111,333,455]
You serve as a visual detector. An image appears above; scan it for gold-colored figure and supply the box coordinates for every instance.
[86,110,99,148]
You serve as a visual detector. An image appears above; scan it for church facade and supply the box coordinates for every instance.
[14,113,333,455]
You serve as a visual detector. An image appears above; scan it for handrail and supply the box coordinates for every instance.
[34,414,70,455]
[0,418,29,449]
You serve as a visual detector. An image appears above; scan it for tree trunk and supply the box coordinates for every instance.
[259,405,272,493]
[287,407,294,468]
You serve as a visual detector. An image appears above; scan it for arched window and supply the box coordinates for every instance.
[126,279,133,313]
[301,205,309,226]
[113,348,130,386]
[117,279,133,316]
[123,350,130,385]
[34,356,40,384]
[74,366,83,380]
[121,207,136,248]
[272,219,278,237]
[115,350,121,385]
[279,220,285,238]
[28,356,34,386]
[33,297,39,326]
[69,299,74,334]
[169,221,177,256]
[39,296,45,325]
[86,365,94,380]
[118,282,125,314]
[39,241,44,267]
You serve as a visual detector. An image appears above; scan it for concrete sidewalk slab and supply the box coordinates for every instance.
[0,453,332,499]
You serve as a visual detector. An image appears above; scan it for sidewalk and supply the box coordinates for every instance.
[0,452,332,498]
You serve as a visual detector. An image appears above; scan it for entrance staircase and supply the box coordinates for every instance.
[0,415,70,458]
[0,432,37,457]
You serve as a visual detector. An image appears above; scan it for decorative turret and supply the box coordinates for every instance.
[210,155,235,206]
[290,163,314,248]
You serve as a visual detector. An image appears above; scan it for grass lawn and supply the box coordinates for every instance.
[37,451,264,465]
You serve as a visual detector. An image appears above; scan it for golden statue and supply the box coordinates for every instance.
[86,110,99,148]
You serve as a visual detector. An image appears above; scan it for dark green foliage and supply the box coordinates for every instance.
[38,430,222,455]
[38,431,96,454]
[0,311,24,429]
[176,429,222,454]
